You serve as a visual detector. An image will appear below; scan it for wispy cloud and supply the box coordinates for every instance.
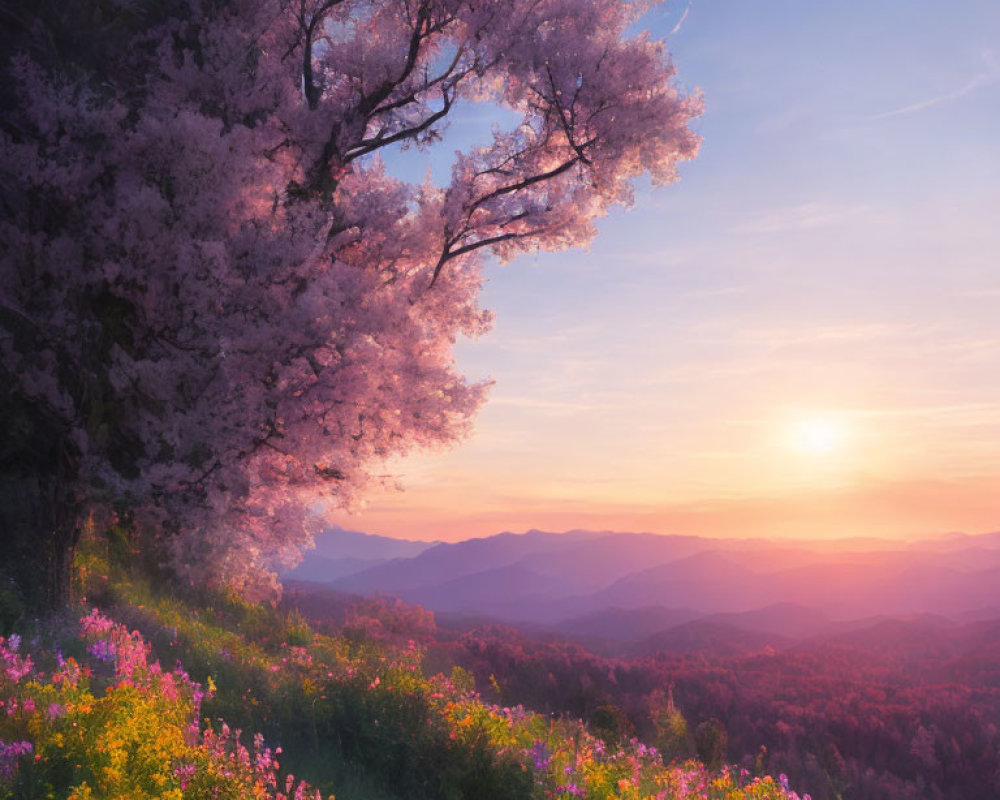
[667,0,692,37]
[849,402,1000,423]
[489,395,608,414]
[871,48,1000,119]
[733,321,922,347]
[731,202,876,235]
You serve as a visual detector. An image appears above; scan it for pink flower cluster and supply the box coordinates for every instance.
[80,608,116,636]
[79,609,152,680]
[200,723,320,800]
[0,637,33,683]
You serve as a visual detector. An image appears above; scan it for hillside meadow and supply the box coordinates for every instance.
[0,526,808,800]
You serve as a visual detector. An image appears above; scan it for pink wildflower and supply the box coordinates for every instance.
[80,608,115,636]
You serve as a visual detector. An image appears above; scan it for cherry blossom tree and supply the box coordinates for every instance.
[0,0,700,606]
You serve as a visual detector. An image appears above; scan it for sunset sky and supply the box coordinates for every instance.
[333,0,1000,543]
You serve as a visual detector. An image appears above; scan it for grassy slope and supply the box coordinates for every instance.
[0,531,806,800]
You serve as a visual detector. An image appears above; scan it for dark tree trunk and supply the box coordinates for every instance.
[0,394,82,612]
[0,474,82,611]
[45,467,84,609]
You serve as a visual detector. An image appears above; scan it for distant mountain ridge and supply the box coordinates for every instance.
[286,527,1000,644]
[279,527,438,583]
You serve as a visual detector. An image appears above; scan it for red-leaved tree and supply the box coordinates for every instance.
[0,0,700,605]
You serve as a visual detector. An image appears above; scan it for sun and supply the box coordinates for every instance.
[789,417,847,454]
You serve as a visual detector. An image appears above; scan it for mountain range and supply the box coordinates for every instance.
[282,527,1000,647]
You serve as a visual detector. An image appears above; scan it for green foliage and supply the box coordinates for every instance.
[651,688,693,765]
[695,719,729,772]
[591,704,637,748]
[285,611,314,648]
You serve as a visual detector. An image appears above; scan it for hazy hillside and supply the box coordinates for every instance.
[554,605,702,645]
[278,574,1000,800]
[288,528,1000,635]
[280,527,438,583]
[631,619,794,657]
[333,529,608,594]
[307,527,439,560]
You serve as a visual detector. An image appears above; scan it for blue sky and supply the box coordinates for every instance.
[341,0,1000,542]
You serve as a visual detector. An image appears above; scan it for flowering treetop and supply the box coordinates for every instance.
[0,0,700,599]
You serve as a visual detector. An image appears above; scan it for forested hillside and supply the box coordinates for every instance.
[0,528,809,799]
[282,578,1000,800]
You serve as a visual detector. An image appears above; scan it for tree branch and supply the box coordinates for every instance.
[428,225,549,288]
[467,154,583,217]
[545,64,592,166]
[345,87,455,162]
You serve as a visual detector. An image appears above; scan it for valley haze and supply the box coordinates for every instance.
[283,527,1000,646]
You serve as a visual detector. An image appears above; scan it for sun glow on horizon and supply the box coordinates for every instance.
[789,417,849,455]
